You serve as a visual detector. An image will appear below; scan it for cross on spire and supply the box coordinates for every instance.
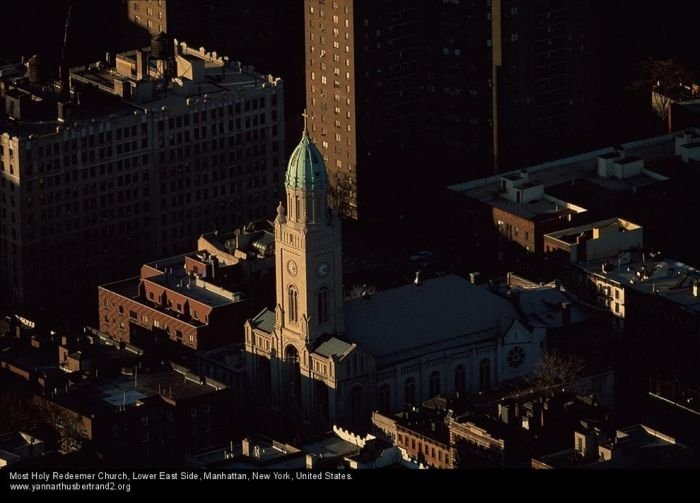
[302,109,309,135]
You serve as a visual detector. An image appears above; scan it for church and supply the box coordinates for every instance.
[244,128,546,427]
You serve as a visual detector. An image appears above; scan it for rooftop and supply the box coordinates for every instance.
[285,131,329,191]
[344,275,518,360]
[314,337,354,358]
[187,431,361,470]
[71,42,280,112]
[250,308,275,334]
[449,132,681,216]
[1,40,281,140]
[0,431,43,453]
[54,368,227,417]
[545,217,642,246]
[514,286,587,329]
[582,254,700,313]
[487,193,583,221]
[146,263,241,308]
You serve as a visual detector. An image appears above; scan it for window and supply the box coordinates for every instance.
[429,371,441,397]
[479,359,491,391]
[454,365,466,393]
[318,287,329,324]
[404,378,416,405]
[288,285,298,322]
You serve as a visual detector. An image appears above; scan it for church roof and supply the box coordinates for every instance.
[315,337,354,358]
[251,308,275,334]
[285,131,328,191]
[344,275,518,358]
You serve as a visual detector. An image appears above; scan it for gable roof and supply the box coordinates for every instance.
[251,308,275,334]
[315,337,354,358]
[344,275,517,358]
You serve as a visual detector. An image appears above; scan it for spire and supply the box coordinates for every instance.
[285,126,328,191]
[302,109,309,138]
[276,201,286,223]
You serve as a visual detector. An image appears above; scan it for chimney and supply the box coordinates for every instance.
[27,54,43,84]
[241,438,251,457]
[305,453,318,469]
[136,50,147,81]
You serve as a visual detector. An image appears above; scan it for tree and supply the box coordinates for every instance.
[527,351,585,396]
[34,399,86,453]
[632,58,696,126]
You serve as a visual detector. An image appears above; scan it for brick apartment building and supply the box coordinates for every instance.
[305,0,600,220]
[0,39,285,323]
[34,366,233,464]
[449,131,700,260]
[98,221,275,351]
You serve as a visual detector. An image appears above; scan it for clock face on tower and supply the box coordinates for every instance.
[287,260,298,276]
[317,262,329,278]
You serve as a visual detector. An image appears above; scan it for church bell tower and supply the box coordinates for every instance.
[274,122,344,349]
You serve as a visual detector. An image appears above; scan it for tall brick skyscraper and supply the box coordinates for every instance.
[305,0,598,221]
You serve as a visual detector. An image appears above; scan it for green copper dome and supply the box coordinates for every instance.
[285,131,329,191]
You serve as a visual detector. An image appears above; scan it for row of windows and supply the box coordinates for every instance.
[287,285,330,325]
[377,362,490,410]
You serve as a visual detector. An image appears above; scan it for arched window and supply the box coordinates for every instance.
[288,285,298,322]
[429,371,441,397]
[378,384,391,412]
[404,378,416,406]
[479,359,491,392]
[318,287,329,324]
[454,365,466,393]
[285,345,300,364]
